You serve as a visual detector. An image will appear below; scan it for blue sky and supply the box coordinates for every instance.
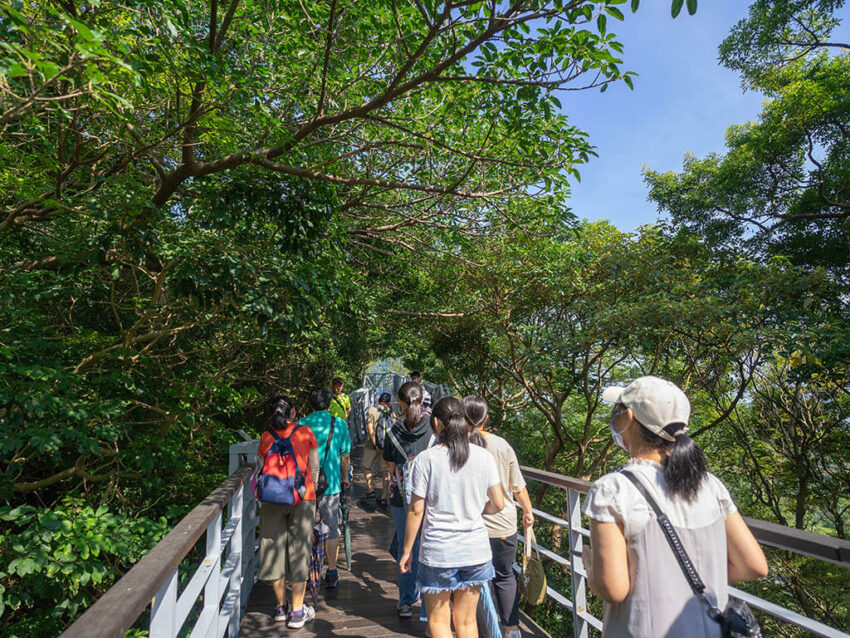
[561,2,847,231]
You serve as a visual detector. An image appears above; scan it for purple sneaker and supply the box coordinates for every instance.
[273,603,288,622]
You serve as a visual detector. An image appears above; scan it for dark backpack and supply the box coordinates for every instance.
[257,425,305,505]
[374,408,393,449]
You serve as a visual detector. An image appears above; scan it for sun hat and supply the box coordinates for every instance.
[601,376,690,442]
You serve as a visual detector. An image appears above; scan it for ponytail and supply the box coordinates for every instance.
[463,395,489,449]
[432,397,470,471]
[269,395,295,430]
[398,381,424,430]
[638,421,707,502]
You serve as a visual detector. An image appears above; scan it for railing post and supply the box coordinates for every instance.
[204,513,222,638]
[567,488,589,638]
[227,483,244,637]
[150,568,178,638]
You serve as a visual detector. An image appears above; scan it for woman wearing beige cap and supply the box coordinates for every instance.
[583,376,768,637]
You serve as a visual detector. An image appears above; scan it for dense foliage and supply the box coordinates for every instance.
[1,0,847,635]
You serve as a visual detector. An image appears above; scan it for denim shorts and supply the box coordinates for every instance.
[418,561,495,594]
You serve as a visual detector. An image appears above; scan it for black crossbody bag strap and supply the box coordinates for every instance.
[620,470,723,621]
[321,413,336,469]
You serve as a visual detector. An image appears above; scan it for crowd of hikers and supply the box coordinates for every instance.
[255,373,769,637]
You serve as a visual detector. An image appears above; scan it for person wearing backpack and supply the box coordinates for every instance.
[382,381,435,618]
[256,396,320,628]
[300,386,351,589]
[583,377,768,637]
[361,392,392,506]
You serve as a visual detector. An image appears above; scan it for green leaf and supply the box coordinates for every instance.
[671,0,684,18]
[597,15,607,34]
[687,0,697,15]
[631,0,640,11]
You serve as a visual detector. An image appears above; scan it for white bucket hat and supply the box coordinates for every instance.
[601,376,690,442]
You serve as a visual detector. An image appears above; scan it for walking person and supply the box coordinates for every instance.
[463,396,534,638]
[584,376,768,637]
[410,370,432,413]
[382,381,435,618]
[300,386,351,589]
[257,396,319,628]
[400,397,505,638]
[361,392,392,506]
[329,377,351,421]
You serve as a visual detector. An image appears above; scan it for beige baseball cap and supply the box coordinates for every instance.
[601,376,690,442]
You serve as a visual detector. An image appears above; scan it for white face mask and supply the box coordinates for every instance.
[610,421,627,451]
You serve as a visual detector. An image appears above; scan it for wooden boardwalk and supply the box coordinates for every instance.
[240,483,551,638]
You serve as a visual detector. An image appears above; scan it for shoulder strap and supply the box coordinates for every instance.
[266,427,283,442]
[426,434,436,449]
[321,413,335,467]
[283,423,301,441]
[620,470,721,618]
[385,428,408,462]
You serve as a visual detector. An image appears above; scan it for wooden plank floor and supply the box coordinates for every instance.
[240,466,551,637]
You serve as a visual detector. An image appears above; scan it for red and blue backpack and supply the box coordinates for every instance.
[256,425,306,505]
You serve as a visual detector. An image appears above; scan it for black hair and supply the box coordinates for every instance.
[332,377,344,387]
[269,395,296,429]
[631,409,707,502]
[409,370,421,380]
[309,386,333,411]
[378,392,392,404]
[432,396,475,471]
[462,395,488,449]
[398,381,424,430]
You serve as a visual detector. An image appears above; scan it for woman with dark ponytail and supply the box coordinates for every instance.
[382,381,435,618]
[257,396,320,628]
[583,377,768,637]
[399,397,505,638]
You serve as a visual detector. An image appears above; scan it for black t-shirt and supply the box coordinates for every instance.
[382,414,435,507]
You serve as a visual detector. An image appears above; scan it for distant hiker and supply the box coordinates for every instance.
[464,395,534,638]
[257,396,319,628]
[410,370,432,413]
[383,381,435,618]
[361,391,392,507]
[300,386,352,589]
[399,396,504,638]
[585,376,768,637]
[329,377,351,421]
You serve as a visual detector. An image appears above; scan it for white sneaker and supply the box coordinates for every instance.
[287,604,316,628]
[505,629,522,638]
[397,602,413,618]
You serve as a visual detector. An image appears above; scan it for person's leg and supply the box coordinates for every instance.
[490,535,520,630]
[452,586,482,638]
[272,576,287,607]
[319,493,342,577]
[390,505,419,606]
[289,500,313,611]
[361,447,376,495]
[424,591,453,638]
[290,581,307,610]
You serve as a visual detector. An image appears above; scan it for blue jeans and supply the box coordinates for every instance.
[391,505,421,605]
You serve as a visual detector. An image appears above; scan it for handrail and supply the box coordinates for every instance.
[60,463,256,638]
[520,465,850,567]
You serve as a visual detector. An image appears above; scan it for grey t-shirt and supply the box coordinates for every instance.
[481,433,526,538]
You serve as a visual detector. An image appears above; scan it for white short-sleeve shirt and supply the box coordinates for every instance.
[409,444,500,567]
[583,459,737,539]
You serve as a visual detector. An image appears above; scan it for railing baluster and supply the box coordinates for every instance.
[204,513,222,638]
[227,484,244,637]
[567,488,589,638]
[150,568,178,638]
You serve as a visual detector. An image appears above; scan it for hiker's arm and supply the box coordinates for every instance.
[341,454,351,489]
[514,486,535,528]
[399,495,425,573]
[366,416,376,447]
[483,483,505,515]
[308,447,320,489]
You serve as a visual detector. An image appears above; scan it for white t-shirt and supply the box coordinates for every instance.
[409,444,500,567]
[583,458,737,539]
